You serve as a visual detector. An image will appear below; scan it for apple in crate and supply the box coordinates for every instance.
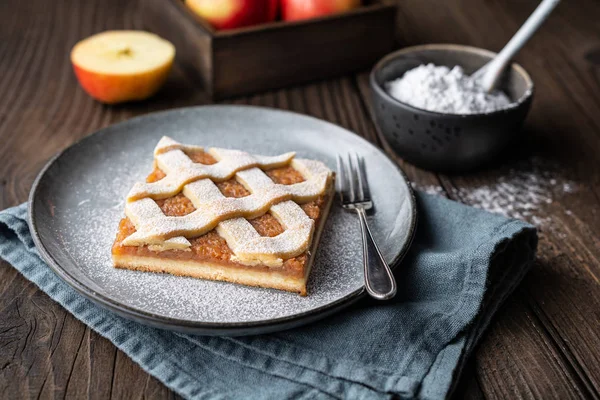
[281,0,361,21]
[71,31,175,104]
[186,0,278,30]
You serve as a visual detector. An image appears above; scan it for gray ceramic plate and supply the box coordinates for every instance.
[29,105,416,335]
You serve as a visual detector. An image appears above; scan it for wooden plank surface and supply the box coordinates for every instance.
[1,0,599,398]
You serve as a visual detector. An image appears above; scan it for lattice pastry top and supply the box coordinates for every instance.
[122,136,333,267]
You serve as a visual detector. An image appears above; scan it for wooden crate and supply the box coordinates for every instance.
[143,0,397,99]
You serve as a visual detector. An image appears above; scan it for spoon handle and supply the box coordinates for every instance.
[480,0,560,92]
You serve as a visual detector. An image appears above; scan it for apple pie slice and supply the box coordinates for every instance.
[111,136,334,295]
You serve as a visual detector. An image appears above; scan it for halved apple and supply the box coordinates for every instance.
[71,31,175,104]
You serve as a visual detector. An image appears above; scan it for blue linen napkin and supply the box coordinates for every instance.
[0,192,536,399]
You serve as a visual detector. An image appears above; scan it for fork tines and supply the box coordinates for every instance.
[336,153,372,206]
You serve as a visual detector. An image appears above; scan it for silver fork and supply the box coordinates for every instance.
[337,154,397,300]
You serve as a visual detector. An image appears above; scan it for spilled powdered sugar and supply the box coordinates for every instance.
[413,157,578,227]
[415,184,446,196]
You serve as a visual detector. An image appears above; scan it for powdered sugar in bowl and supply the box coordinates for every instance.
[370,44,534,172]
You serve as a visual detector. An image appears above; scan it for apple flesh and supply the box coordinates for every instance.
[281,0,361,21]
[71,31,175,104]
[185,0,277,30]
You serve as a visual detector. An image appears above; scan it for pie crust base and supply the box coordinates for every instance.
[112,189,333,295]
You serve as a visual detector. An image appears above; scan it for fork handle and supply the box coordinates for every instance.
[356,208,397,300]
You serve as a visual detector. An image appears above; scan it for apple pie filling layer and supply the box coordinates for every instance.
[112,150,328,279]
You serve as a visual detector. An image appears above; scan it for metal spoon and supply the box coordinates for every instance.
[473,0,560,92]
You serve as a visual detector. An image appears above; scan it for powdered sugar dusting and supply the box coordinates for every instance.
[60,152,364,323]
[39,106,415,326]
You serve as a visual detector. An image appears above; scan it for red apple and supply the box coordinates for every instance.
[267,0,279,21]
[186,0,278,30]
[281,0,361,21]
[71,31,175,104]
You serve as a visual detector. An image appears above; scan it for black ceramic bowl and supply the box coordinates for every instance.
[370,44,534,172]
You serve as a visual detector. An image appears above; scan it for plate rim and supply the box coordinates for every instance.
[28,105,417,335]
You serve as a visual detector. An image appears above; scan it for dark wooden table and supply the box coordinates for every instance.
[1,0,599,398]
